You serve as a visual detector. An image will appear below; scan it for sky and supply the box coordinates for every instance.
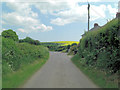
[0,0,119,42]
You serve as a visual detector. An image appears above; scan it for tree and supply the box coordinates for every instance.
[71,43,77,46]
[34,40,41,45]
[2,29,18,41]
[19,37,41,45]
[19,37,34,44]
[67,45,71,49]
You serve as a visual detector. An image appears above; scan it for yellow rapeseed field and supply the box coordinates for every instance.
[51,41,79,46]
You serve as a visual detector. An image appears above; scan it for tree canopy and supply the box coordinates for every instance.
[19,37,41,45]
[2,29,18,41]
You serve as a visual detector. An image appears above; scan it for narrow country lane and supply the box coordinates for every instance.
[22,52,98,88]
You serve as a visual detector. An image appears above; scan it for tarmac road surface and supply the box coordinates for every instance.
[22,52,98,88]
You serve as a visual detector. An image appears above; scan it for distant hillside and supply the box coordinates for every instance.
[41,41,79,52]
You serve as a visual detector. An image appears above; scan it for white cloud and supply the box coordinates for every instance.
[34,2,70,14]
[32,1,118,26]
[107,5,117,17]
[22,0,117,14]
[2,1,118,28]
[27,24,53,32]
[2,2,53,33]
[0,28,6,34]
[34,3,87,25]
[38,24,53,32]
[18,28,25,33]
[51,18,74,26]
[90,5,107,21]
[2,0,119,2]
[17,24,52,33]
[50,4,107,26]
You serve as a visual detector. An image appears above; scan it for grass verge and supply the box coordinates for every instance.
[2,54,49,88]
[71,54,118,88]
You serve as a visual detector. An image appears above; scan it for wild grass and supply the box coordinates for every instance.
[71,54,118,88]
[2,52,49,88]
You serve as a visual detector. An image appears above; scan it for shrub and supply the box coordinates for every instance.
[2,37,49,75]
[71,43,77,46]
[68,45,78,55]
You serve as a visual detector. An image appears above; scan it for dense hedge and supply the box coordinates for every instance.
[2,37,49,75]
[77,19,120,74]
